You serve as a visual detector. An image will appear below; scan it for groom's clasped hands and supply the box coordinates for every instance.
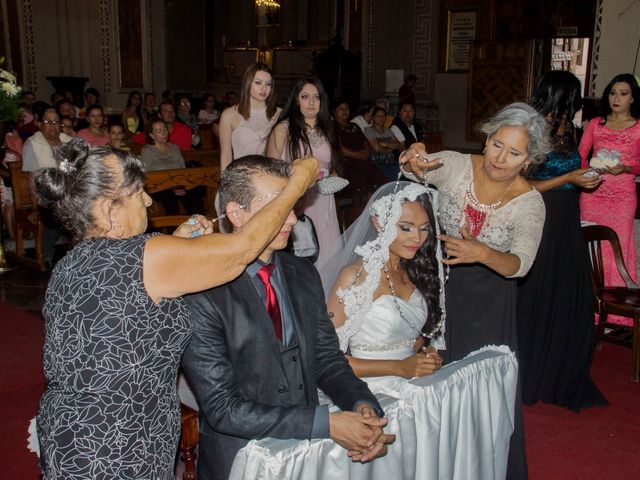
[329,403,396,463]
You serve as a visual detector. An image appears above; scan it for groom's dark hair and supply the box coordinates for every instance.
[219,155,291,214]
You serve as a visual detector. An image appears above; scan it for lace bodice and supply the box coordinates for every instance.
[421,151,545,277]
[337,289,428,394]
[345,290,426,355]
[578,119,640,193]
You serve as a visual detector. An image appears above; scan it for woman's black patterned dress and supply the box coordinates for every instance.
[37,234,191,479]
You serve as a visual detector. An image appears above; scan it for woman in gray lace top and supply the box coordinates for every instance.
[401,102,550,480]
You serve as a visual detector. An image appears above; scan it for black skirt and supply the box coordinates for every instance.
[444,263,527,480]
[517,189,607,412]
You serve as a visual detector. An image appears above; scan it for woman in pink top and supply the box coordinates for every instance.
[219,62,281,171]
[268,77,343,270]
[77,105,109,147]
[579,74,640,326]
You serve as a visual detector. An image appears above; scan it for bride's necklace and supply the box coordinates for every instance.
[381,263,443,343]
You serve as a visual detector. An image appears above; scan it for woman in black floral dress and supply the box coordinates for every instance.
[33,139,318,479]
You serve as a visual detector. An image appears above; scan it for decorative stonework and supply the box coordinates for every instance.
[99,0,112,94]
[589,0,603,97]
[21,0,37,92]
[145,0,154,92]
[365,0,375,90]
[412,0,433,100]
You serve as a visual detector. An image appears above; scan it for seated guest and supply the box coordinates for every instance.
[162,89,175,104]
[198,93,219,124]
[78,87,100,119]
[22,107,73,171]
[121,90,144,135]
[142,92,157,126]
[182,156,395,480]
[224,90,240,108]
[133,101,192,151]
[333,99,386,194]
[398,73,417,106]
[141,119,202,215]
[375,97,394,129]
[77,105,109,147]
[22,106,73,266]
[107,123,130,151]
[176,95,198,132]
[350,100,375,133]
[59,116,77,138]
[141,119,185,171]
[49,92,64,105]
[56,100,80,131]
[364,107,402,179]
[176,95,200,147]
[391,101,422,149]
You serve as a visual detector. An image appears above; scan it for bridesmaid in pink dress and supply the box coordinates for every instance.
[579,74,640,326]
[268,77,342,270]
[219,62,281,171]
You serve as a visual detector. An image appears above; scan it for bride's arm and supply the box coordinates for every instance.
[347,352,441,379]
[327,267,442,379]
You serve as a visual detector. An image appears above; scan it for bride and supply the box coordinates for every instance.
[323,181,446,394]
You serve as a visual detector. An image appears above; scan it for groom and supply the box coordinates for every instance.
[182,155,395,480]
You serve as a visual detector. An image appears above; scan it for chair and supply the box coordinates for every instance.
[144,166,221,231]
[179,404,199,480]
[582,224,640,381]
[7,160,47,271]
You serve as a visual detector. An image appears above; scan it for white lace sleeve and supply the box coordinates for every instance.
[507,190,545,278]
[402,151,470,190]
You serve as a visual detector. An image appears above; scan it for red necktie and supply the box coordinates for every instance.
[256,264,283,341]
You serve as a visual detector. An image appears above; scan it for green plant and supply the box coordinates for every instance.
[0,56,22,122]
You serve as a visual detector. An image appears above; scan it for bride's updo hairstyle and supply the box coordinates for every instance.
[34,138,146,241]
[398,192,443,339]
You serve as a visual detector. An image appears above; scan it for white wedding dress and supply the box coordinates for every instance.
[338,289,428,395]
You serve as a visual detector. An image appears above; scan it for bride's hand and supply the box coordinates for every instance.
[396,350,443,378]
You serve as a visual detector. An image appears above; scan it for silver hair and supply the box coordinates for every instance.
[479,102,551,164]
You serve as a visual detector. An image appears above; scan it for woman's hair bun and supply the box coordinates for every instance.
[56,137,89,175]
[34,168,68,207]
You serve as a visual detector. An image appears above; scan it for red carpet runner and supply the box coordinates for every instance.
[0,301,44,478]
[1,299,639,478]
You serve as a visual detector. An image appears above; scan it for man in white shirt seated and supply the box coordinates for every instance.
[390,101,423,149]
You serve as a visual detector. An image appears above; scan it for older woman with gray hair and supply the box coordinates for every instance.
[400,102,550,479]
[32,138,318,479]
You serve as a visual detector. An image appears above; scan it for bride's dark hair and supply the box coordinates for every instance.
[400,193,442,340]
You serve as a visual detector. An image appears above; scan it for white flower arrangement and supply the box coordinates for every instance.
[0,56,22,122]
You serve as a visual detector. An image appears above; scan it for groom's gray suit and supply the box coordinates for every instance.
[182,250,382,480]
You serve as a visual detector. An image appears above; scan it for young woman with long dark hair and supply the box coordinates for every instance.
[518,70,607,411]
[267,76,343,269]
[219,62,280,171]
[323,182,445,394]
[579,73,640,328]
